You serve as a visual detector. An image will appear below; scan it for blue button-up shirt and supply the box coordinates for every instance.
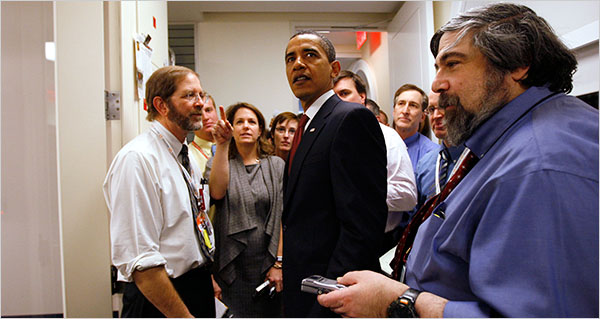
[415,143,466,210]
[404,132,438,172]
[406,86,599,317]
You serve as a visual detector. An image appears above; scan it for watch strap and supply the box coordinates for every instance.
[401,288,421,304]
[387,288,421,318]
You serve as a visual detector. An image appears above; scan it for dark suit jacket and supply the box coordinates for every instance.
[282,94,388,317]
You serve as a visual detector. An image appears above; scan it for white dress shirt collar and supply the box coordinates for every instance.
[152,120,186,155]
[303,89,335,130]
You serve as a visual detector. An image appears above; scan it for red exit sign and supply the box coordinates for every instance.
[356,31,367,50]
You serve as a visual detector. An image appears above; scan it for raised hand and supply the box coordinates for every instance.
[211,105,233,145]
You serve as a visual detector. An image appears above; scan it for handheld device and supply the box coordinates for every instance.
[301,275,346,295]
[252,280,271,299]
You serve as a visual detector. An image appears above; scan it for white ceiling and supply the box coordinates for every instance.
[167,1,403,62]
[168,1,403,14]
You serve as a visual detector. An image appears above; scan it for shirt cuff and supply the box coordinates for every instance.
[117,251,167,282]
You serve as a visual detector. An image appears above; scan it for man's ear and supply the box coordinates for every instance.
[330,60,341,79]
[153,96,169,117]
[359,93,366,105]
[511,66,530,82]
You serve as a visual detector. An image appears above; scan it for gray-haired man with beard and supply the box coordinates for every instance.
[317,3,598,317]
[104,66,216,317]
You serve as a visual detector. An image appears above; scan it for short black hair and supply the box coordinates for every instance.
[290,30,336,62]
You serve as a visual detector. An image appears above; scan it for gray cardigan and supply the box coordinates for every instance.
[205,154,284,285]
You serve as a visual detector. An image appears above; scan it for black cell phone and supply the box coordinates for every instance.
[301,275,346,295]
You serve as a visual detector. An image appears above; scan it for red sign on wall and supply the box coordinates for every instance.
[356,31,367,50]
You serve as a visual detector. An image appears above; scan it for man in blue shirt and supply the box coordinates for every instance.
[414,91,465,210]
[317,3,598,318]
[392,84,438,170]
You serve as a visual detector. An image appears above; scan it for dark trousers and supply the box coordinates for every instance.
[121,266,215,318]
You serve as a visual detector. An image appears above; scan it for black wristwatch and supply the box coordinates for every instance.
[387,288,421,318]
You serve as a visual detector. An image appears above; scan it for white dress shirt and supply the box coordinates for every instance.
[103,121,212,282]
[302,89,335,130]
[380,123,417,232]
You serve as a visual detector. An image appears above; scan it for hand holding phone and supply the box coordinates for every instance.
[301,275,346,295]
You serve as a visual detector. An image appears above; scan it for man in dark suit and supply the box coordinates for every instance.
[281,30,388,317]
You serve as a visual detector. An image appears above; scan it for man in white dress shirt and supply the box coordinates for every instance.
[333,70,417,251]
[104,66,215,318]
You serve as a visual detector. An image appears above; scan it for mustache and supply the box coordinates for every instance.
[438,94,461,110]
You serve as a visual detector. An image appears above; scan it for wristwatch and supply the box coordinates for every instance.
[387,288,421,318]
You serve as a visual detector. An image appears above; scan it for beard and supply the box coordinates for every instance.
[440,67,510,146]
[166,101,202,132]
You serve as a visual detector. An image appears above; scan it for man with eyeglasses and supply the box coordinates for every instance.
[413,91,465,210]
[104,66,216,317]
[392,84,438,171]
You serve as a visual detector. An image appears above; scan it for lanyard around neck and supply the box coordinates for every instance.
[191,141,211,160]
[151,126,200,200]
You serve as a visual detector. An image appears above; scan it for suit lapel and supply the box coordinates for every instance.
[284,95,340,207]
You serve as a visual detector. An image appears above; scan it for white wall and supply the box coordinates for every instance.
[190,12,392,120]
[115,1,170,148]
[1,2,63,315]
[196,14,293,119]
[2,2,115,317]
[54,2,112,317]
[572,42,599,96]
[357,32,392,113]
[387,1,436,103]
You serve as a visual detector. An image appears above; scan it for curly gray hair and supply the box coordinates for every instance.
[430,2,577,93]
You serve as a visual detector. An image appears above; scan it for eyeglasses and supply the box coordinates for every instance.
[423,105,443,115]
[182,91,209,104]
[275,127,296,135]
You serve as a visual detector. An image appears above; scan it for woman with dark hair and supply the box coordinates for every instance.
[206,102,284,317]
[268,112,299,160]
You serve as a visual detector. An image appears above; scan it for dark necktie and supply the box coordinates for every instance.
[288,114,309,174]
[180,144,214,261]
[438,149,450,189]
[180,144,191,174]
[391,150,479,280]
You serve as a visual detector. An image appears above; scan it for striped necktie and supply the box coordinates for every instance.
[438,148,450,189]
